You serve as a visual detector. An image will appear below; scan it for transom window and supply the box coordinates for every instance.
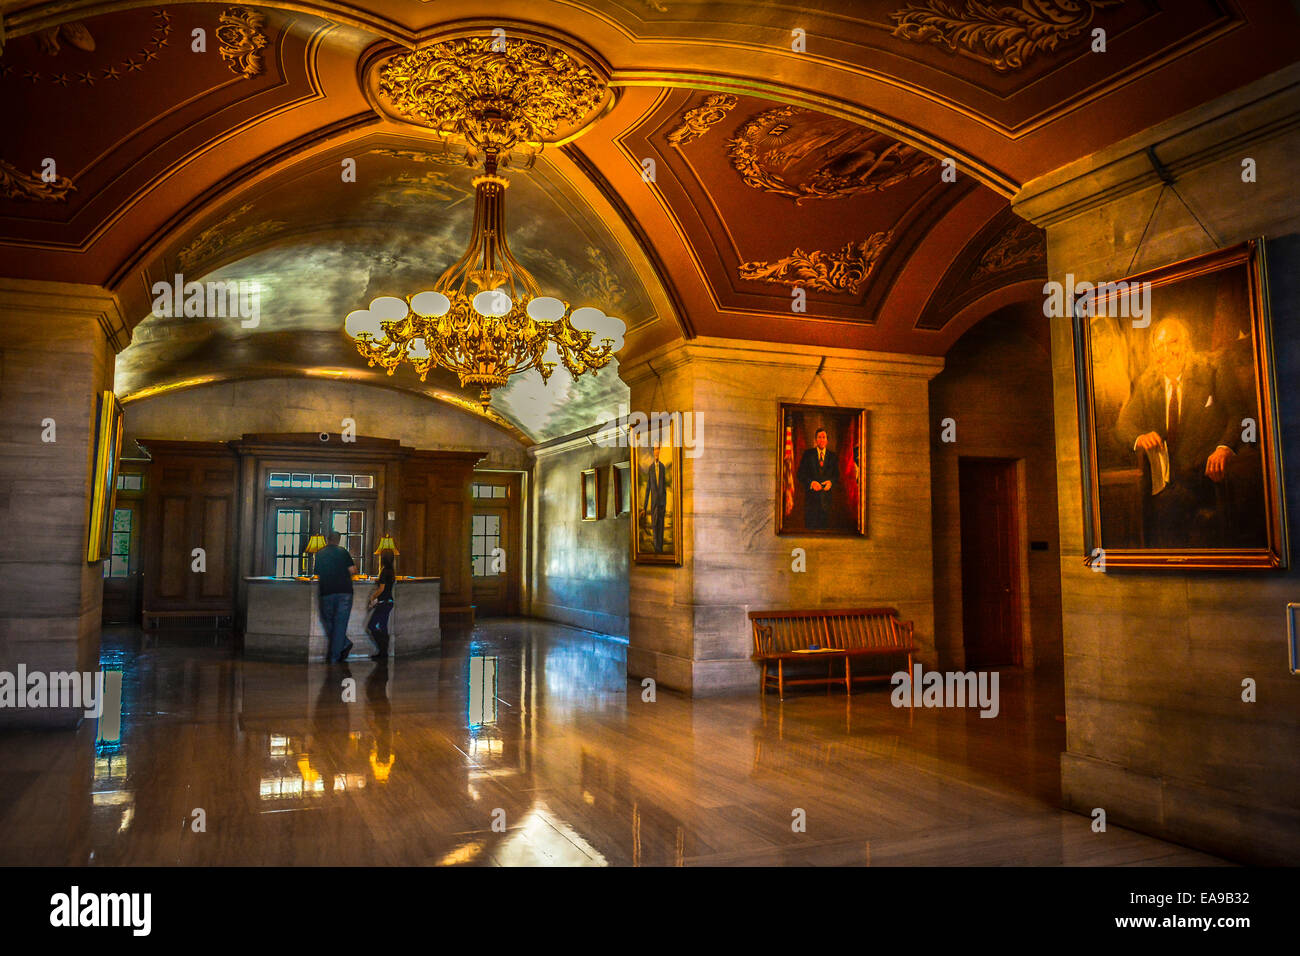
[115,474,143,491]
[471,482,507,499]
[268,472,374,490]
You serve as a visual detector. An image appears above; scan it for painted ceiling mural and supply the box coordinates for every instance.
[2,0,1296,440]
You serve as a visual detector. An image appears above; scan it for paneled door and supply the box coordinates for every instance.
[469,475,521,617]
[958,458,1023,668]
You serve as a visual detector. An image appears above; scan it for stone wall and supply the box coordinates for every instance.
[1014,64,1300,863]
[530,432,630,637]
[929,302,1064,672]
[122,377,528,469]
[621,339,943,695]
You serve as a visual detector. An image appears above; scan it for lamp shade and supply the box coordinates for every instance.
[410,290,451,317]
[374,532,400,556]
[304,533,327,554]
[369,296,409,321]
[570,306,604,332]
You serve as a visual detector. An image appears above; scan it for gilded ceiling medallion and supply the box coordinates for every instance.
[374,36,610,165]
[971,219,1045,281]
[667,93,737,147]
[726,106,939,204]
[890,0,1124,72]
[0,157,75,201]
[738,231,891,296]
[217,6,267,79]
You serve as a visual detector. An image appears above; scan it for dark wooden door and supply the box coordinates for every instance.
[959,458,1023,668]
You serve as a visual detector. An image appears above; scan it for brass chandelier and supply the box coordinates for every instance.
[345,35,624,410]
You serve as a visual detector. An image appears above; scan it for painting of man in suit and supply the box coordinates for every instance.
[631,423,682,564]
[1080,242,1283,565]
[779,404,864,535]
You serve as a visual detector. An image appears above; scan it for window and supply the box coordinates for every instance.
[332,509,365,572]
[103,508,132,578]
[470,514,501,576]
[268,472,374,491]
[115,474,143,491]
[471,482,507,499]
[274,509,309,577]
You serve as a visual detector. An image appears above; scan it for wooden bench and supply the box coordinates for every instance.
[749,607,916,700]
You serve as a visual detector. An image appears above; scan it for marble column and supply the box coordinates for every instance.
[620,337,943,696]
[0,279,127,728]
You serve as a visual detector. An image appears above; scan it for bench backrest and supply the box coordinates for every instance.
[748,607,906,655]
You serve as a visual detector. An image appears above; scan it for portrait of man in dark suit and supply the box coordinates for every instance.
[643,442,669,553]
[1115,318,1249,547]
[796,428,838,530]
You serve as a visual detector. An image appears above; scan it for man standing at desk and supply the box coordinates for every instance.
[315,531,356,663]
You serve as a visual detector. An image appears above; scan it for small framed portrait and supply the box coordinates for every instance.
[580,468,603,521]
[612,461,631,516]
[777,403,866,536]
[630,417,683,565]
[1073,239,1287,569]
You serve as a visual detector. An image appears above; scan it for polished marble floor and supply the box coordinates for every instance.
[0,619,1223,866]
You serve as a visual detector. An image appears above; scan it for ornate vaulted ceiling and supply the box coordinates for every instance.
[2,0,1297,440]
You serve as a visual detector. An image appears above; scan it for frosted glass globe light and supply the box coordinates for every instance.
[369,296,408,321]
[410,291,451,317]
[345,309,380,338]
[527,296,566,322]
[570,306,604,332]
[473,290,512,316]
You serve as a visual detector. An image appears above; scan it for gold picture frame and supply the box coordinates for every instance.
[580,467,603,521]
[777,403,867,536]
[87,391,125,563]
[612,461,631,516]
[630,417,683,565]
[1073,240,1287,569]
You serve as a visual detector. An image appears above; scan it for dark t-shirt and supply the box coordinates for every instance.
[375,566,395,605]
[315,545,355,596]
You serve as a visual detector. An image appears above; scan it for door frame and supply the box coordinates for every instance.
[469,471,524,616]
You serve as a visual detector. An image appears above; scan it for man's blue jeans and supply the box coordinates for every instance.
[319,593,353,661]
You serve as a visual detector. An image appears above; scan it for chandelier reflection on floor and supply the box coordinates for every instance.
[344,36,625,410]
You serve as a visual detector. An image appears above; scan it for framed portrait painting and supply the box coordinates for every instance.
[630,418,682,565]
[777,403,866,536]
[87,390,125,562]
[1073,239,1287,569]
[612,462,631,517]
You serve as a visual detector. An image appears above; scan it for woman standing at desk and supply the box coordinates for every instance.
[366,551,396,660]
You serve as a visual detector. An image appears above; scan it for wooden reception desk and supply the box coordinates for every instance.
[243,576,441,661]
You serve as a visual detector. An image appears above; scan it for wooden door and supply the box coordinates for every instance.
[102,498,143,624]
[959,458,1023,668]
[469,475,521,617]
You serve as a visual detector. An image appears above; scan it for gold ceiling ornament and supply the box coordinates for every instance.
[726,106,939,204]
[0,10,171,86]
[738,231,892,296]
[667,93,738,147]
[176,202,285,271]
[347,34,623,410]
[971,219,1045,281]
[0,157,76,201]
[217,6,267,79]
[889,0,1123,72]
[375,35,610,168]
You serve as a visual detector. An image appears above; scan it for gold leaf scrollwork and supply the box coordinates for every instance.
[667,93,737,147]
[971,219,1045,281]
[176,202,285,271]
[0,158,76,201]
[889,0,1124,72]
[738,231,892,296]
[217,6,267,79]
[376,37,608,164]
[726,106,938,204]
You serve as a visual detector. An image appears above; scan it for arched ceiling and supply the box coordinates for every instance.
[2,0,1296,441]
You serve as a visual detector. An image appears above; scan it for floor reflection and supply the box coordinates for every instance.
[0,620,1225,866]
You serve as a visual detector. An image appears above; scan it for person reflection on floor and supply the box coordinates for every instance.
[366,661,395,784]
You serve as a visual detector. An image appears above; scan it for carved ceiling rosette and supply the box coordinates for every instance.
[367,32,613,166]
[216,6,267,79]
[726,106,938,204]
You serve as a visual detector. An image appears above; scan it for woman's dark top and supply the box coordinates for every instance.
[375,566,395,604]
